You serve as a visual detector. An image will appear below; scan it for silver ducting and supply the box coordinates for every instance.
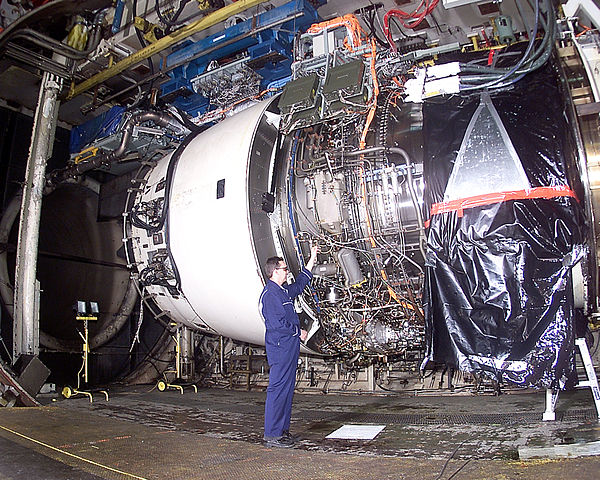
[337,248,365,288]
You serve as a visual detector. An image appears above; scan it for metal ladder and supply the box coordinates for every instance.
[543,337,600,421]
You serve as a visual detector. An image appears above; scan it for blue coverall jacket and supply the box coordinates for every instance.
[259,267,313,438]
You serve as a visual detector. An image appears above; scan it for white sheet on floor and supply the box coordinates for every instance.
[325,424,385,440]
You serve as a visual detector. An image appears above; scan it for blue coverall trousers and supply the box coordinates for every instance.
[264,336,300,438]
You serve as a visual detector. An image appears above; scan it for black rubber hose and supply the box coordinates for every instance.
[155,0,191,32]
[132,0,155,91]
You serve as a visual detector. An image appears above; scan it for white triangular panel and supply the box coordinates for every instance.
[444,92,530,202]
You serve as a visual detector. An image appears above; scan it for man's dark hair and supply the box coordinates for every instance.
[265,256,283,278]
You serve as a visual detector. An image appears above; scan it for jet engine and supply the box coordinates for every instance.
[127,95,427,358]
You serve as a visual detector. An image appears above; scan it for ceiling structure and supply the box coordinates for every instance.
[0,0,578,126]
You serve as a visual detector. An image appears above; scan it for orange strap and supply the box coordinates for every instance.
[429,185,578,219]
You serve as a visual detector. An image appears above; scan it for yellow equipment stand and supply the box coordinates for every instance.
[62,312,109,403]
[156,325,198,394]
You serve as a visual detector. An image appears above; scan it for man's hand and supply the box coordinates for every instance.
[300,329,308,341]
[305,244,319,271]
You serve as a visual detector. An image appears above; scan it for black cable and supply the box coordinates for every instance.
[161,129,207,291]
[128,123,209,294]
[434,440,467,480]
[366,8,389,48]
[447,459,472,480]
[174,106,203,133]
[133,127,203,235]
[132,0,154,94]
[460,0,554,90]
[429,11,443,35]
[461,1,539,84]
[92,310,170,384]
[139,334,174,364]
[155,0,190,33]
[115,323,172,381]
[130,199,164,230]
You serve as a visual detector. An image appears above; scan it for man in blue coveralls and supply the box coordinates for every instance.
[260,245,318,448]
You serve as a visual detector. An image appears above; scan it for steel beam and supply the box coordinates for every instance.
[66,0,270,100]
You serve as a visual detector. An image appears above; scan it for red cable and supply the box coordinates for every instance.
[383,0,440,50]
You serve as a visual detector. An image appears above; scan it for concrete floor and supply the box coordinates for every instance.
[0,386,599,479]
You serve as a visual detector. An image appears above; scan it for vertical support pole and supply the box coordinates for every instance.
[367,363,376,392]
[543,388,559,421]
[84,319,89,384]
[33,280,40,354]
[12,72,61,363]
[180,325,195,381]
[175,326,181,378]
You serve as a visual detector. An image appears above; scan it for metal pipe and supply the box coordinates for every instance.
[346,146,427,258]
[13,72,61,362]
[47,111,184,186]
[388,147,427,259]
[5,43,73,78]
[0,0,111,54]
[10,30,86,59]
[220,335,225,376]
[175,327,181,378]
[180,325,194,380]
[66,0,270,100]
[344,147,387,157]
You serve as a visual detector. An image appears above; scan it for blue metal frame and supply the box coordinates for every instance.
[161,0,324,116]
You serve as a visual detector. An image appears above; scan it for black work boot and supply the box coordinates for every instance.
[264,435,295,448]
[282,430,300,442]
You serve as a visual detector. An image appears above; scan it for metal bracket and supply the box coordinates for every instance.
[543,338,600,421]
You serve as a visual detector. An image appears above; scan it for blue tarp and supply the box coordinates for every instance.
[69,106,126,154]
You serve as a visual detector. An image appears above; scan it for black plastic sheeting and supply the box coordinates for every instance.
[422,55,588,389]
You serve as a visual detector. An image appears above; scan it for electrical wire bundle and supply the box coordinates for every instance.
[458,0,555,91]
[287,122,426,355]
[130,198,164,230]
[383,0,440,50]
[155,0,191,33]
[357,2,390,48]
[307,14,369,52]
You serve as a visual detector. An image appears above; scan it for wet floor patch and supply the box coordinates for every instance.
[53,386,600,460]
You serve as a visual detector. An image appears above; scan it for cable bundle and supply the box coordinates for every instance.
[458,0,555,91]
[383,0,440,50]
[307,14,368,52]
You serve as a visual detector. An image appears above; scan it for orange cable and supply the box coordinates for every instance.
[357,39,380,250]
[307,14,366,52]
